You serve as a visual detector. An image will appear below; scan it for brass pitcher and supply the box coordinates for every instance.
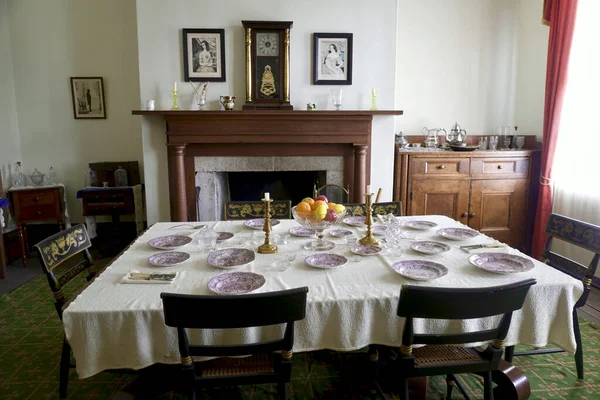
[219,96,236,111]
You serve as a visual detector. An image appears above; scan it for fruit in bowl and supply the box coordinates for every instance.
[292,196,346,251]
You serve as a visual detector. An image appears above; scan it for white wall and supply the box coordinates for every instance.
[7,0,143,220]
[0,0,22,186]
[136,0,398,223]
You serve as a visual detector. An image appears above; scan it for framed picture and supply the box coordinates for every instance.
[70,77,106,119]
[182,28,226,82]
[313,33,353,85]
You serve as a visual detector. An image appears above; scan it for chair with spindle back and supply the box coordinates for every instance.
[343,201,402,217]
[505,213,600,380]
[161,287,308,399]
[372,279,536,400]
[32,224,96,398]
[223,200,292,220]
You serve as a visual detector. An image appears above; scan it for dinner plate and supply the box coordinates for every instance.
[207,272,266,295]
[329,229,353,238]
[404,220,438,230]
[207,248,256,269]
[244,218,281,229]
[216,232,234,241]
[468,253,535,274]
[351,244,383,256]
[288,226,316,237]
[410,241,451,255]
[147,251,190,267]
[305,253,347,269]
[436,227,480,241]
[147,235,193,250]
[343,216,366,226]
[392,260,448,281]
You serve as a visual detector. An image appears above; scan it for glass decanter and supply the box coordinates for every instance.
[13,162,25,187]
[114,166,128,187]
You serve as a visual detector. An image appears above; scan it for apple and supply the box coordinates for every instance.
[324,208,337,222]
[315,195,328,203]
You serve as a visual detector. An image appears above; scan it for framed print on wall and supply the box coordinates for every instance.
[313,33,353,85]
[70,77,106,119]
[182,28,226,82]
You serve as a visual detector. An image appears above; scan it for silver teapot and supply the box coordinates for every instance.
[394,131,409,148]
[446,122,468,146]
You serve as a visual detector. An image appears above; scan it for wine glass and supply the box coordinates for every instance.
[497,126,511,149]
[515,136,525,149]
[331,88,343,111]
[489,135,499,151]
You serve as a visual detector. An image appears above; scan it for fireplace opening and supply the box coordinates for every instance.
[227,171,327,205]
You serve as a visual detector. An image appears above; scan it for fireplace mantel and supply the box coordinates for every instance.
[132,109,403,221]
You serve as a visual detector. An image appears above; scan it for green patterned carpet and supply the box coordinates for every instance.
[1,272,600,399]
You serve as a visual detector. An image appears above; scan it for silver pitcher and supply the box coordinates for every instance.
[422,127,446,149]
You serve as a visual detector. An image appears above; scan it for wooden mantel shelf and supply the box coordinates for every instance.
[132,109,403,116]
[133,108,403,221]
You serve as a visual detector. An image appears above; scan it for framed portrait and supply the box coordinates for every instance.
[182,28,226,82]
[70,77,106,119]
[313,33,353,85]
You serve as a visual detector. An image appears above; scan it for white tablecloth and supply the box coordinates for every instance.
[63,216,583,379]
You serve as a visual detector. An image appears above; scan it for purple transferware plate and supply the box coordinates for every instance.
[216,232,234,241]
[410,241,451,255]
[329,229,353,238]
[343,216,367,226]
[148,235,193,250]
[305,253,347,269]
[468,253,535,274]
[436,228,480,241]
[243,218,281,229]
[148,251,190,267]
[289,226,316,237]
[392,260,448,281]
[207,248,256,269]
[404,220,438,230]
[351,244,383,256]
[207,272,266,295]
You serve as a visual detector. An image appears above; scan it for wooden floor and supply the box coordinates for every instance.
[580,286,600,324]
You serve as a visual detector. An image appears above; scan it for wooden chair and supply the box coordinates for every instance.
[160,287,309,399]
[32,224,96,398]
[343,201,402,217]
[373,279,536,400]
[223,200,292,220]
[505,214,600,380]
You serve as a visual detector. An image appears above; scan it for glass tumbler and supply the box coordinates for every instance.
[196,230,219,252]
[489,136,499,151]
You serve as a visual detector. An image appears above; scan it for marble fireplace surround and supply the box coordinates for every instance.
[132,110,403,221]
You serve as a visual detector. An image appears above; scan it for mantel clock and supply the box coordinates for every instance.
[242,21,293,110]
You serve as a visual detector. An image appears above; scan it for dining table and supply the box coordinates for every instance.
[62,215,583,379]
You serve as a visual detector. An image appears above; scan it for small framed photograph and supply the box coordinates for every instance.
[182,28,226,82]
[70,77,106,119]
[313,33,353,85]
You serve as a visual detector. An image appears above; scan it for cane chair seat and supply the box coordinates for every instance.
[412,345,481,366]
[200,354,275,377]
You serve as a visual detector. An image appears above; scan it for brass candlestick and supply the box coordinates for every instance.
[258,198,278,254]
[171,90,180,110]
[359,191,380,246]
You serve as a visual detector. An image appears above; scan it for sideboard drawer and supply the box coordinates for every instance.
[15,190,57,207]
[17,204,61,222]
[84,203,128,216]
[84,192,127,204]
[411,158,470,177]
[471,157,530,178]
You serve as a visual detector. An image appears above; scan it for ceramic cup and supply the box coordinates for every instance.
[146,100,155,110]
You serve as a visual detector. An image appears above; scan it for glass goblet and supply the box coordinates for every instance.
[515,136,525,149]
[331,88,343,111]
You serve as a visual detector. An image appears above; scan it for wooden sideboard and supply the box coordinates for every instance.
[393,145,540,250]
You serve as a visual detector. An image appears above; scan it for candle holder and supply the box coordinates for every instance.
[359,191,380,246]
[258,198,278,254]
[171,90,180,110]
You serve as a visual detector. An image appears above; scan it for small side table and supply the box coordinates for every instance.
[8,185,66,267]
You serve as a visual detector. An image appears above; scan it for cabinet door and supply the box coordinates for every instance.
[410,179,470,221]
[468,179,528,248]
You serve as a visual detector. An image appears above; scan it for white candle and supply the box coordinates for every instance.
[264,192,270,201]
[173,81,177,92]
[366,185,371,194]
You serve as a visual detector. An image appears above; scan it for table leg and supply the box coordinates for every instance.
[18,224,27,267]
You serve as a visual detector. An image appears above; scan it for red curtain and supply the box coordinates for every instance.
[531,0,579,258]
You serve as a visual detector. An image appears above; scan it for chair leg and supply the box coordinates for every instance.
[573,309,584,380]
[483,371,493,400]
[446,374,455,399]
[504,345,515,363]
[399,377,409,400]
[59,336,71,399]
[278,381,289,400]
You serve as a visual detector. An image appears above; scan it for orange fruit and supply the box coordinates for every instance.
[302,197,315,206]
[312,200,327,211]
[328,202,337,210]
[296,202,311,213]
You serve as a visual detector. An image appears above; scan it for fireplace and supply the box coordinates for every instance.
[132,109,403,222]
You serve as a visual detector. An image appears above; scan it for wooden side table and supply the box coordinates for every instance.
[8,186,65,266]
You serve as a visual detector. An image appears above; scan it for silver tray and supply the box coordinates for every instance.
[468,253,535,274]
[392,260,448,281]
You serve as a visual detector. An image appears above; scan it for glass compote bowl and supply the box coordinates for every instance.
[292,206,346,251]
